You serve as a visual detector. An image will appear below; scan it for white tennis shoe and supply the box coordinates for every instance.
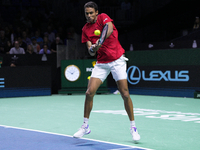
[130,127,140,142]
[73,125,91,138]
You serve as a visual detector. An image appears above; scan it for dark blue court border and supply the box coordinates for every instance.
[0,126,150,150]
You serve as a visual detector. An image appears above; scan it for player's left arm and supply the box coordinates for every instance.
[105,21,113,39]
[95,21,113,46]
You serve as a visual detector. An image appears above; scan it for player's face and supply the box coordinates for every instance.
[85,7,98,23]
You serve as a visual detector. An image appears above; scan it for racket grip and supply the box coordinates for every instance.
[89,46,95,53]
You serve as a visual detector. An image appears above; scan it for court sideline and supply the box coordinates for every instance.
[0,94,200,150]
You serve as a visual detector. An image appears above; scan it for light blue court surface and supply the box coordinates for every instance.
[0,125,149,150]
[0,94,200,150]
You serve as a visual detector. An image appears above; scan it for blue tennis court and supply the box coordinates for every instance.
[0,125,149,150]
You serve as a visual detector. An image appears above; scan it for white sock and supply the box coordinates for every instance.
[83,117,89,127]
[130,120,136,128]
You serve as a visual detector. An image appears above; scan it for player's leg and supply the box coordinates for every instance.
[116,79,134,121]
[74,63,110,138]
[73,77,102,138]
[84,63,110,119]
[116,79,140,142]
[111,55,140,142]
[84,77,103,118]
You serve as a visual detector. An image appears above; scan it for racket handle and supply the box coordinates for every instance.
[89,46,95,53]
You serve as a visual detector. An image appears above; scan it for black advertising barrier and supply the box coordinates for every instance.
[0,54,58,94]
[0,54,56,67]
[0,66,52,98]
[127,65,200,88]
[124,49,200,89]
[106,49,200,97]
[0,66,51,88]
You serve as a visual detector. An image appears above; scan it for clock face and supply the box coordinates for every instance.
[64,65,81,82]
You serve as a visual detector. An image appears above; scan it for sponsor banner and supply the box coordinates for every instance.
[127,65,200,87]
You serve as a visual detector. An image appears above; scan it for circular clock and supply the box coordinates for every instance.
[64,65,81,82]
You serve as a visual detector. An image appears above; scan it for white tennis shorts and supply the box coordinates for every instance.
[91,55,128,82]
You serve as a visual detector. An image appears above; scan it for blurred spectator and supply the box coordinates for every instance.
[56,26,65,42]
[8,24,15,44]
[0,30,9,54]
[31,30,43,46]
[121,0,131,10]
[193,17,200,30]
[44,25,55,43]
[120,0,132,20]
[4,40,12,54]
[40,36,51,49]
[10,55,18,67]
[22,31,32,45]
[22,15,32,29]
[26,44,36,54]
[4,25,11,40]
[14,26,22,38]
[44,9,55,21]
[39,44,51,54]
[17,36,27,50]
[9,41,25,54]
[31,38,40,54]
[10,63,16,67]
[67,26,78,40]
[50,36,63,53]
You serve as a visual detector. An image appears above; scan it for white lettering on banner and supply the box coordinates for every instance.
[92,108,200,123]
[86,67,93,72]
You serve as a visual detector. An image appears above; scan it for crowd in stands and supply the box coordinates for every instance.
[0,0,137,56]
[0,0,79,55]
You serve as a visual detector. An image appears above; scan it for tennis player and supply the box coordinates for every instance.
[73,1,140,142]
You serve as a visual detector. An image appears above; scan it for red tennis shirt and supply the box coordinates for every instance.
[82,13,125,63]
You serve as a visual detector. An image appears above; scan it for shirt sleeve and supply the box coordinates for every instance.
[39,49,43,54]
[81,29,88,43]
[9,48,13,54]
[100,13,113,25]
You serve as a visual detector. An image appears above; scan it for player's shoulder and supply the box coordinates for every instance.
[98,13,112,23]
[99,13,109,16]
[82,22,90,31]
[98,13,110,19]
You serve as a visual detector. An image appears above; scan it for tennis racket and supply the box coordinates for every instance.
[97,23,108,45]
[89,23,108,53]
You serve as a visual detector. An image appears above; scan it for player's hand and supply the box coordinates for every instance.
[90,42,100,52]
[89,44,97,53]
[95,39,102,49]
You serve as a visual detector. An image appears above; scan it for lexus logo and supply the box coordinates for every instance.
[127,66,189,85]
[127,66,141,85]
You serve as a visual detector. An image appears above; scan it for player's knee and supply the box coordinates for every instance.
[120,90,130,100]
[85,90,95,98]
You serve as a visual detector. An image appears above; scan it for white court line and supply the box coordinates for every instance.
[0,124,153,150]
